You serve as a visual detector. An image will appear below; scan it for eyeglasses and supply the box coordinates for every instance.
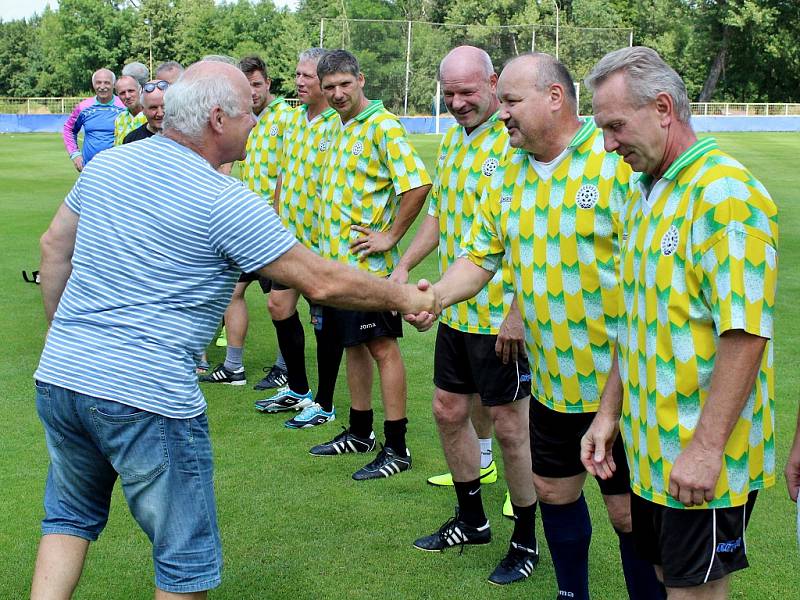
[143,80,169,94]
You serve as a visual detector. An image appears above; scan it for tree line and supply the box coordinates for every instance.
[0,0,798,114]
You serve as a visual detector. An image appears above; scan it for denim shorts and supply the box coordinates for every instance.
[35,380,222,593]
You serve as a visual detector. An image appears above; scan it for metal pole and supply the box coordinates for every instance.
[149,24,153,76]
[629,29,633,47]
[320,18,324,47]
[403,20,412,116]
[553,0,559,60]
[435,79,440,135]
[531,26,535,52]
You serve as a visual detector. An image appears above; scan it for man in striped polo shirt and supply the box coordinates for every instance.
[255,48,348,429]
[113,75,146,145]
[308,49,431,480]
[407,53,663,598]
[582,47,777,599]
[32,59,437,599]
[393,46,539,585]
[201,55,293,389]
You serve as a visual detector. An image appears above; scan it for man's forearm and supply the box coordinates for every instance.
[432,257,494,311]
[691,330,768,453]
[261,244,434,315]
[388,184,431,244]
[395,215,439,273]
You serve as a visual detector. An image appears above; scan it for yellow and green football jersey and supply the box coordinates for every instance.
[277,104,339,249]
[114,110,146,145]
[465,119,632,413]
[618,137,778,509]
[240,97,292,199]
[317,100,431,277]
[429,113,513,334]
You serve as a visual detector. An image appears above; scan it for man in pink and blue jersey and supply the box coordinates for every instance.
[62,68,124,172]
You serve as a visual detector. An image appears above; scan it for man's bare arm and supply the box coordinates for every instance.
[259,243,436,316]
[40,203,79,324]
[350,184,431,259]
[668,329,768,506]
[390,214,439,284]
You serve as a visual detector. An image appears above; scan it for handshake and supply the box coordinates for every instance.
[401,278,442,332]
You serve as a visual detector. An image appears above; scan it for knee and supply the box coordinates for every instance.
[432,393,470,429]
[605,495,632,533]
[491,405,528,448]
[268,296,292,320]
[367,337,400,364]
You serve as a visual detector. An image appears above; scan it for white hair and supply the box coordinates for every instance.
[162,73,244,141]
[92,69,116,86]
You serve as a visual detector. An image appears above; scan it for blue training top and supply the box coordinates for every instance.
[35,135,297,418]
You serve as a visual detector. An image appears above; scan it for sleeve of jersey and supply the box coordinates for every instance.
[378,119,432,195]
[696,186,778,340]
[63,103,83,158]
[461,183,505,274]
[113,113,125,146]
[208,182,297,273]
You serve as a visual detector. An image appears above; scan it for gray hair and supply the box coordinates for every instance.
[156,60,184,77]
[298,47,328,64]
[91,68,116,86]
[122,61,149,87]
[162,69,245,142]
[585,46,691,122]
[437,47,494,81]
[317,49,359,80]
[202,54,238,66]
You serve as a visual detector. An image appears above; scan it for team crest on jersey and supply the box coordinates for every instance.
[661,225,680,256]
[352,141,364,156]
[269,124,279,136]
[482,157,499,177]
[575,184,599,209]
[318,139,329,152]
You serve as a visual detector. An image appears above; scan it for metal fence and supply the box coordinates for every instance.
[0,97,85,115]
[690,103,800,116]
[0,96,302,114]
[3,96,800,119]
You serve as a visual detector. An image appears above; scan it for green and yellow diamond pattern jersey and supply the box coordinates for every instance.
[317,100,431,277]
[277,104,339,249]
[114,110,146,145]
[240,97,292,199]
[618,137,778,509]
[429,113,513,334]
[465,119,632,414]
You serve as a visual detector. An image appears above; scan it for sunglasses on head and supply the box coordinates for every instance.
[143,80,169,93]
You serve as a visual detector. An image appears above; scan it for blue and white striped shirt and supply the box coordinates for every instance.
[35,135,297,418]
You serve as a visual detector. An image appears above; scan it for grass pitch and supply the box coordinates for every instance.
[1,132,798,599]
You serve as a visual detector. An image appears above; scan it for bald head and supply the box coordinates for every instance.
[437,45,498,131]
[91,68,115,103]
[115,75,141,111]
[503,53,576,108]
[439,46,494,81]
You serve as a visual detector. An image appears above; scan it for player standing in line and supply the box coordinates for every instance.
[308,49,431,480]
[392,46,539,585]
[255,49,346,430]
